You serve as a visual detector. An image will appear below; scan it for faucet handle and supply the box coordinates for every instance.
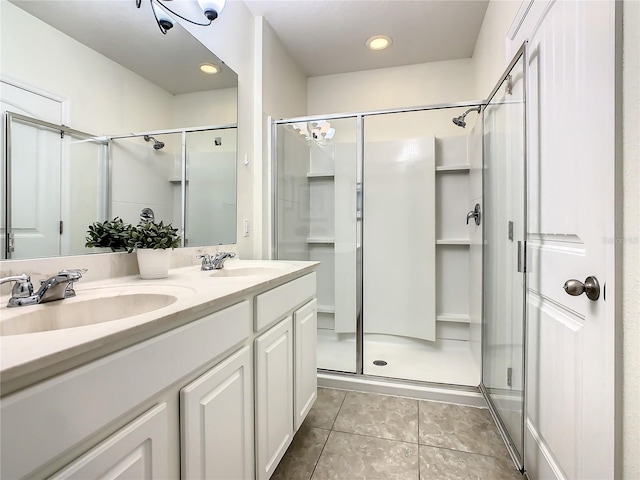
[59,268,88,279]
[197,254,214,271]
[1,274,34,298]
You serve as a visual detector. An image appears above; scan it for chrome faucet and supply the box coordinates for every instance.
[197,252,236,271]
[0,269,87,307]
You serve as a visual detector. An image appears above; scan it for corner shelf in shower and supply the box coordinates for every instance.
[436,239,471,245]
[317,305,335,314]
[306,173,335,179]
[436,314,471,324]
[307,237,335,244]
[435,164,470,172]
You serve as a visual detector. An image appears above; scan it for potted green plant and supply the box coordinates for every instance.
[127,220,181,279]
[85,217,133,252]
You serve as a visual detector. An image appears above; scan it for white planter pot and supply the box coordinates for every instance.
[136,248,171,279]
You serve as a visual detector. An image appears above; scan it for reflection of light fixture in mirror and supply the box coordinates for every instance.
[136,0,226,35]
[366,35,392,51]
[200,63,220,74]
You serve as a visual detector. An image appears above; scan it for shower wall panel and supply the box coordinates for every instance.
[363,136,436,341]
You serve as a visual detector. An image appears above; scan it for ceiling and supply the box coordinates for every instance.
[243,0,490,77]
[10,0,489,91]
[10,0,238,95]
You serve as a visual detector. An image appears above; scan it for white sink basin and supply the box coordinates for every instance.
[208,261,291,278]
[0,286,190,336]
[210,267,282,277]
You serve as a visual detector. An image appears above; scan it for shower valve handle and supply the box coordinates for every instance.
[466,203,481,226]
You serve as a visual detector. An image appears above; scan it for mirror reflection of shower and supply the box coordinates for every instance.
[144,134,165,150]
[452,106,481,128]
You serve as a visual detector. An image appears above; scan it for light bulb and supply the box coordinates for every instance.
[197,0,226,21]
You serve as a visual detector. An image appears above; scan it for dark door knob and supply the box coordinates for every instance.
[563,276,600,301]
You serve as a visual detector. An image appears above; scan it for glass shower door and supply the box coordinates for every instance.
[481,45,528,470]
[274,117,359,373]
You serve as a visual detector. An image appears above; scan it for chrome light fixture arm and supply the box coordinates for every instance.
[136,0,224,35]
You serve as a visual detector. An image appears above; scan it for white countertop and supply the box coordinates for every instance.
[0,259,318,395]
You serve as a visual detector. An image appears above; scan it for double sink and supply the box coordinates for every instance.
[0,261,290,337]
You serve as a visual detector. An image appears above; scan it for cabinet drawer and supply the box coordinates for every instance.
[254,273,316,332]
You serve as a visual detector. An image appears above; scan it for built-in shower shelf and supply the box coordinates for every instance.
[317,305,335,314]
[436,239,470,245]
[307,172,335,179]
[307,237,335,244]
[437,314,471,324]
[435,165,470,172]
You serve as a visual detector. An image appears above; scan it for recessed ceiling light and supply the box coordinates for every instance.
[200,63,220,75]
[366,35,392,51]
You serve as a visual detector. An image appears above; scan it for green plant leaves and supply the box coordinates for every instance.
[85,218,181,252]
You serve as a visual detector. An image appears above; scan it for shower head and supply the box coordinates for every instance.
[144,135,165,150]
[452,106,481,128]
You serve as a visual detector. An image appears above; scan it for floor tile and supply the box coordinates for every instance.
[272,425,330,480]
[333,391,419,443]
[311,431,419,480]
[418,401,509,458]
[304,388,347,430]
[419,445,521,480]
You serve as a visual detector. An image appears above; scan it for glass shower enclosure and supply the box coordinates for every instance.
[272,103,483,387]
[480,43,528,471]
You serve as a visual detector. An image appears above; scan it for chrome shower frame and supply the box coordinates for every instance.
[271,99,484,392]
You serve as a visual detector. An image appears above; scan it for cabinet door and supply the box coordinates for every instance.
[180,346,253,480]
[294,299,318,431]
[50,403,169,479]
[255,317,294,480]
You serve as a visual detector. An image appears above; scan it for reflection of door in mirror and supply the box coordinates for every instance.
[2,82,108,260]
[2,83,62,259]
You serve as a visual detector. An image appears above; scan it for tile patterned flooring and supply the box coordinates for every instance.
[272,388,522,480]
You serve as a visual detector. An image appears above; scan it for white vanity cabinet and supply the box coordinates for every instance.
[0,268,318,480]
[254,273,318,480]
[180,345,253,480]
[294,298,318,430]
[48,403,170,480]
[255,317,295,480]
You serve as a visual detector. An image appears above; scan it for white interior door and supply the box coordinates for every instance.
[515,2,618,478]
[1,81,63,259]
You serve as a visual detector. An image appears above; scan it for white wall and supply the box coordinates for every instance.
[308,58,476,115]
[0,1,173,135]
[471,0,523,98]
[622,1,640,477]
[172,88,238,128]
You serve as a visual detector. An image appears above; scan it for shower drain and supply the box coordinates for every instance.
[372,360,388,366]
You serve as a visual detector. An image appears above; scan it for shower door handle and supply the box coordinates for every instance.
[563,276,600,301]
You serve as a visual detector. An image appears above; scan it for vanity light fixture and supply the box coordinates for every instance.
[366,35,392,51]
[137,0,226,35]
[200,63,220,74]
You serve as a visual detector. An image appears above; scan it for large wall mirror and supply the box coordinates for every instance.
[0,0,238,260]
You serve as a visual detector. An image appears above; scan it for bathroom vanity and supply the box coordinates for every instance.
[0,260,318,479]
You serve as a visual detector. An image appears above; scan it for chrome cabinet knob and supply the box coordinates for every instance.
[563,276,600,301]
